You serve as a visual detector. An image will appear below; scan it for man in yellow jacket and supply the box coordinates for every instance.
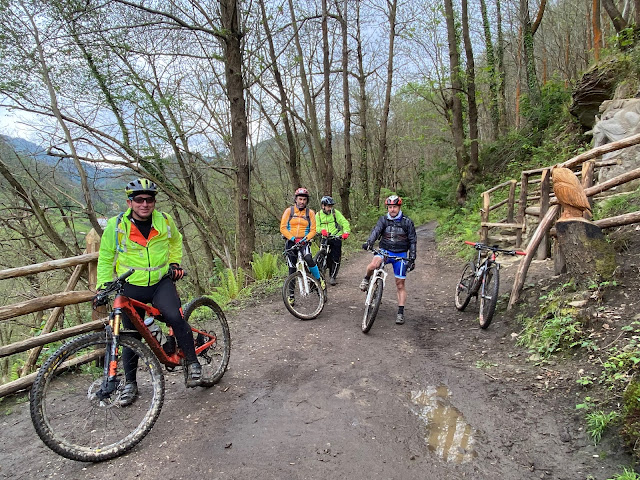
[96,178,201,406]
[279,187,325,305]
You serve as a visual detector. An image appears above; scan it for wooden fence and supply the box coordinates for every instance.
[0,230,105,397]
[490,132,640,310]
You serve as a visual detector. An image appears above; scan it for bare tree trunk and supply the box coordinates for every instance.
[22,2,102,236]
[480,0,499,140]
[289,0,326,190]
[443,0,469,204]
[602,0,628,32]
[520,0,541,104]
[355,0,370,204]
[220,0,255,271]
[258,0,301,190]
[496,0,508,133]
[374,0,398,207]
[338,0,353,219]
[593,0,602,61]
[461,0,479,184]
[322,0,334,195]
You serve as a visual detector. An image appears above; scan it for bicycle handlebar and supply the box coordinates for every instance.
[284,240,310,254]
[464,241,526,256]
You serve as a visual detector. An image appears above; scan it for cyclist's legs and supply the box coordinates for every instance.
[390,256,409,307]
[365,255,384,277]
[151,277,197,363]
[328,238,342,277]
[395,277,407,307]
[285,240,297,276]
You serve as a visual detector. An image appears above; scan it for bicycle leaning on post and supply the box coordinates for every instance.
[454,241,526,329]
[282,241,326,320]
[361,248,408,334]
[29,269,231,462]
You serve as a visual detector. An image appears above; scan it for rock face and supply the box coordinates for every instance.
[592,98,640,188]
[570,62,620,129]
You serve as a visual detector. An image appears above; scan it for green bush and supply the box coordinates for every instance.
[251,252,284,281]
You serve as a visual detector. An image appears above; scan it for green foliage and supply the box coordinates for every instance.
[576,396,596,411]
[251,252,285,281]
[586,410,619,444]
[607,467,640,480]
[600,342,640,387]
[475,360,497,369]
[593,187,640,220]
[211,268,247,307]
[516,281,588,358]
[520,79,572,132]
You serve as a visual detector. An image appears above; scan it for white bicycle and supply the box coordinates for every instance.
[282,241,326,320]
[362,249,407,333]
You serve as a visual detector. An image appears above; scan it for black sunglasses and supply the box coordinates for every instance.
[131,196,156,204]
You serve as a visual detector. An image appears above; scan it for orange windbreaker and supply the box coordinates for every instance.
[280,206,317,241]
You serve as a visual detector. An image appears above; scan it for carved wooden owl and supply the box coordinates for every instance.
[551,166,592,220]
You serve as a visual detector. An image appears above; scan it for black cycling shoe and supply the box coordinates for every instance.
[118,382,138,407]
[185,362,202,388]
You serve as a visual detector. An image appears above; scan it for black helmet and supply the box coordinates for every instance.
[125,178,157,197]
[321,195,335,206]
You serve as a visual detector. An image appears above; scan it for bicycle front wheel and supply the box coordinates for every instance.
[362,278,383,333]
[282,271,325,320]
[454,262,476,311]
[30,332,164,462]
[183,296,231,387]
[479,264,500,329]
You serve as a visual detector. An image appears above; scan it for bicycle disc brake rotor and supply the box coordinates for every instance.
[87,378,122,408]
[196,331,215,363]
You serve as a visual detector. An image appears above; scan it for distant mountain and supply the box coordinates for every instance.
[0,134,129,214]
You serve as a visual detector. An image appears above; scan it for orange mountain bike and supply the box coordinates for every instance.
[29,269,231,462]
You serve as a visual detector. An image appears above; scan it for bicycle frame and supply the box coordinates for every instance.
[284,243,313,296]
[365,250,405,307]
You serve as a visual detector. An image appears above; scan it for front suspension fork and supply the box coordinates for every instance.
[95,309,123,401]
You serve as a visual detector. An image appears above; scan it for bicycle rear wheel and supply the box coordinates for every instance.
[183,296,231,387]
[479,264,500,329]
[282,271,325,320]
[30,332,164,462]
[313,250,328,279]
[454,262,476,311]
[362,278,383,333]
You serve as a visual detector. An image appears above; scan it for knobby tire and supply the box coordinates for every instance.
[362,278,383,333]
[30,332,164,462]
[282,271,325,320]
[454,262,476,311]
[479,264,500,329]
[183,296,231,386]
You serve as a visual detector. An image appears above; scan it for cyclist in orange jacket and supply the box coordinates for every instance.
[279,187,325,305]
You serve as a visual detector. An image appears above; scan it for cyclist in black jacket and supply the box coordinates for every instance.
[360,195,417,324]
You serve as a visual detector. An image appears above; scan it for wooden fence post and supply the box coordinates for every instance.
[481,192,490,243]
[515,173,529,248]
[582,160,595,215]
[86,229,103,321]
[537,168,551,259]
[507,180,517,223]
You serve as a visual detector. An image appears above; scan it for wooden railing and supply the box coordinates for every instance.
[480,159,620,258]
[0,230,105,397]
[503,132,640,309]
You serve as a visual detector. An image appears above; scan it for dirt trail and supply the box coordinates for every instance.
[0,222,633,479]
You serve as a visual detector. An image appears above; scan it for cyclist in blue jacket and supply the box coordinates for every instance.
[360,195,417,324]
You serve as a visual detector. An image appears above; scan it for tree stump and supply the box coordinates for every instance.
[555,218,616,280]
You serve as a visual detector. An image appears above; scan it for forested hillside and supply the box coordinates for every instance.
[2,0,630,285]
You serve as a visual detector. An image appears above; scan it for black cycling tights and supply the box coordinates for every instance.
[121,276,197,382]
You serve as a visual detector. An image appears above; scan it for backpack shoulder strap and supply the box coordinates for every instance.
[289,205,310,223]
